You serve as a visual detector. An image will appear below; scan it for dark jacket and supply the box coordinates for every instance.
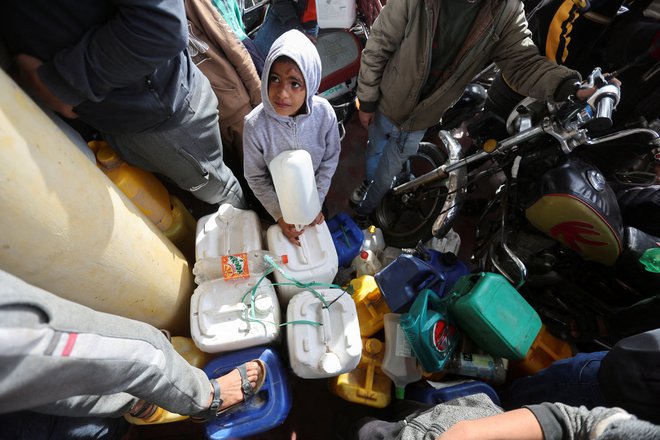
[0,0,202,135]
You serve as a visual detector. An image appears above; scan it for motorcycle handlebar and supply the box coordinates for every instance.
[586,84,620,132]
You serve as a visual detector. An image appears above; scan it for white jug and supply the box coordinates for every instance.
[269,150,321,230]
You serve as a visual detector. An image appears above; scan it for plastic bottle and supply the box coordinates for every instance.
[382,313,422,399]
[445,352,507,386]
[361,225,386,259]
[351,250,383,277]
[94,141,173,232]
[163,195,196,264]
[192,250,288,284]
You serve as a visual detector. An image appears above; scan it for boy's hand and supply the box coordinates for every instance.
[309,212,324,226]
[278,218,303,246]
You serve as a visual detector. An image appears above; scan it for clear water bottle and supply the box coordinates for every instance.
[445,352,507,386]
[193,250,288,284]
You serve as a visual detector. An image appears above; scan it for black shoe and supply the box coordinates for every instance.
[349,180,370,207]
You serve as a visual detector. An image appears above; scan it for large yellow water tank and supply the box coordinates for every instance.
[0,70,193,335]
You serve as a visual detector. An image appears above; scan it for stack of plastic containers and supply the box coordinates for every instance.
[191,204,282,353]
[349,275,391,337]
[375,254,445,313]
[287,288,362,378]
[267,223,338,305]
[329,338,392,408]
[327,212,363,268]
[204,346,292,439]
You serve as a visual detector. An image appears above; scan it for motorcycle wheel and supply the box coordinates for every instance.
[374,142,448,248]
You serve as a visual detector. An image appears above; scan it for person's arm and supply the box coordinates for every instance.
[37,0,189,107]
[243,115,283,222]
[438,402,656,440]
[491,0,581,103]
[356,0,410,114]
[0,269,212,418]
[314,102,341,207]
[186,0,261,106]
[437,408,544,440]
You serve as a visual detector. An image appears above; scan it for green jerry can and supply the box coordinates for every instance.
[447,272,542,360]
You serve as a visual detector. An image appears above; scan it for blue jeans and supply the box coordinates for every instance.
[503,351,607,410]
[253,10,319,57]
[105,75,245,208]
[0,412,129,440]
[357,111,426,215]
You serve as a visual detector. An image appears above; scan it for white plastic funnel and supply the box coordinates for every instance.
[269,150,321,230]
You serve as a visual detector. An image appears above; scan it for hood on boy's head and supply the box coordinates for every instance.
[261,30,322,117]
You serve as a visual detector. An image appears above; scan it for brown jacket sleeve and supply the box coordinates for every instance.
[185,0,261,124]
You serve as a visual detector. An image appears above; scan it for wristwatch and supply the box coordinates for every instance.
[209,379,223,415]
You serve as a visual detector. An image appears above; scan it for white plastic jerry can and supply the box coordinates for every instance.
[269,150,321,230]
[266,222,338,305]
[190,277,281,353]
[195,203,262,261]
[287,288,362,378]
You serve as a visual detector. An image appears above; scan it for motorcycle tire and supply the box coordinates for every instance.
[374,142,449,248]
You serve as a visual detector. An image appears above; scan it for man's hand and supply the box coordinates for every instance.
[15,54,77,119]
[277,217,303,246]
[358,109,375,130]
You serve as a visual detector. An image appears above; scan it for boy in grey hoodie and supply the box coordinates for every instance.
[243,30,341,245]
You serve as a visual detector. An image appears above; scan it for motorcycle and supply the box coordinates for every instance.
[374,68,660,347]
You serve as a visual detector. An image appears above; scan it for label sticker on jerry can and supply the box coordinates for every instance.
[432,320,456,353]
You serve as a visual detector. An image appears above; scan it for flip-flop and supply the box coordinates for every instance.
[217,358,267,416]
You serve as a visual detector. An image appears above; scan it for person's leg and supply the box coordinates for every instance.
[503,351,607,410]
[356,112,426,215]
[105,77,245,208]
[252,9,288,58]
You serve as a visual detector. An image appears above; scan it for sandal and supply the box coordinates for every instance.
[218,358,267,416]
[192,358,267,422]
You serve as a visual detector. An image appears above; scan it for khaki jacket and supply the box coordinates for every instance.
[357,0,580,131]
[185,0,261,163]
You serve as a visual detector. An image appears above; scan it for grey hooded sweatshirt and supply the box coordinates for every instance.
[243,30,341,222]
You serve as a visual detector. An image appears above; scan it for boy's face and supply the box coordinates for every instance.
[268,58,306,117]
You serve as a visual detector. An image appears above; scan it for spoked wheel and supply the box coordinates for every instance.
[374,142,449,248]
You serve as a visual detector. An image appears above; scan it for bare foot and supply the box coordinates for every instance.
[214,361,262,411]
